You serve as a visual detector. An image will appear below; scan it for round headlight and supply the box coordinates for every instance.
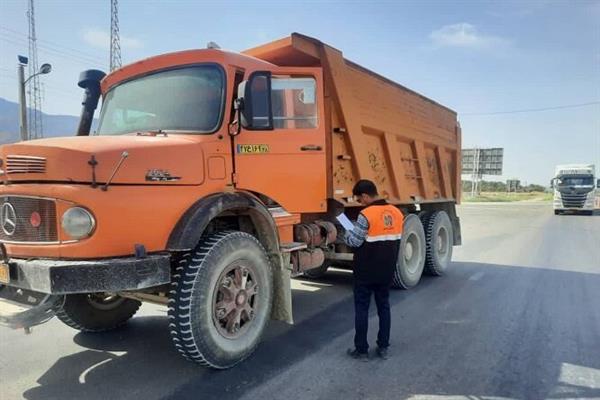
[62,207,95,239]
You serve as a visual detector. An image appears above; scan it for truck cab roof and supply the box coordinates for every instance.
[101,48,275,94]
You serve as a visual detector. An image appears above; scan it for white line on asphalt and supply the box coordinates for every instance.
[78,357,114,384]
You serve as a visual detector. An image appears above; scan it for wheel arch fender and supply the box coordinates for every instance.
[166,191,292,324]
[167,191,280,255]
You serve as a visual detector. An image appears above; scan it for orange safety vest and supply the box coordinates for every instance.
[361,204,404,243]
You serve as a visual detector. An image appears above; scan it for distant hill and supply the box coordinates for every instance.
[0,97,97,144]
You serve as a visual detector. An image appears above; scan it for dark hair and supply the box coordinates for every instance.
[352,179,378,197]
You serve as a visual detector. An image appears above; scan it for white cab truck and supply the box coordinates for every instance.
[552,164,599,215]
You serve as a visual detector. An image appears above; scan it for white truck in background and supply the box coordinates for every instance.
[552,164,599,215]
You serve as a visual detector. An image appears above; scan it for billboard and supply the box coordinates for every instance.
[462,148,503,176]
[506,179,520,192]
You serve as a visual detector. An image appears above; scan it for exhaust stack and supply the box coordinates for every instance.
[76,69,106,136]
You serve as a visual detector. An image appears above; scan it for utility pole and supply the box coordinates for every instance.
[471,148,481,197]
[27,0,43,140]
[110,0,122,71]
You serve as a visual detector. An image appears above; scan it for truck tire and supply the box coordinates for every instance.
[168,231,273,369]
[392,214,426,289]
[554,210,561,215]
[423,211,453,276]
[56,294,141,332]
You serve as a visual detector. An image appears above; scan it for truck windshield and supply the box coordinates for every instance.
[558,176,593,186]
[97,65,224,135]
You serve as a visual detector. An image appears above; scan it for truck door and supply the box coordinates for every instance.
[233,68,326,213]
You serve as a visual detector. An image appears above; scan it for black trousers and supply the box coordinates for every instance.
[353,282,391,353]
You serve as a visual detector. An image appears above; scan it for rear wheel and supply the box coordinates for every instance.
[392,214,426,289]
[168,231,273,369]
[56,293,141,332]
[423,211,454,276]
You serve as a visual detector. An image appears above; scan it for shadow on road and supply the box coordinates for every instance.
[22,263,600,400]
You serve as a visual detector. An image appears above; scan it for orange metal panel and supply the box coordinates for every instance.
[382,132,410,202]
[435,146,453,199]
[0,184,228,259]
[274,213,301,243]
[233,67,327,213]
[243,33,460,205]
[413,140,433,200]
[320,45,372,182]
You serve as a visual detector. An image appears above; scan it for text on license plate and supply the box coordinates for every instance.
[0,263,9,284]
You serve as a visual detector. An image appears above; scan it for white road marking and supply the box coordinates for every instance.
[78,357,114,384]
[291,280,333,292]
[555,362,600,392]
[469,271,486,281]
[406,396,516,400]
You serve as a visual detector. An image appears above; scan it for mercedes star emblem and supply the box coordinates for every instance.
[1,202,17,236]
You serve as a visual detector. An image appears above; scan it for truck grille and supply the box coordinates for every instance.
[6,155,47,174]
[560,193,586,208]
[0,196,57,243]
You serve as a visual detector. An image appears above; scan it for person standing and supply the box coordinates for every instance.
[344,180,404,360]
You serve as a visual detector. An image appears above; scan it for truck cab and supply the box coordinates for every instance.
[552,164,598,215]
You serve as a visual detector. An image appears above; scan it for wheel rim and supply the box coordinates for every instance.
[436,226,449,260]
[86,293,125,311]
[403,232,422,274]
[212,260,259,339]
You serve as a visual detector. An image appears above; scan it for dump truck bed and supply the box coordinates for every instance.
[245,33,461,206]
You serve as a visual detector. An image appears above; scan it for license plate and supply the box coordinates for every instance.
[0,262,9,284]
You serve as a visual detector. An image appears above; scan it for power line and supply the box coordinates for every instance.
[0,36,87,66]
[0,26,106,64]
[462,101,600,116]
[0,33,103,66]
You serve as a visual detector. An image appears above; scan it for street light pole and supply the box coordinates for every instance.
[17,55,51,142]
[17,58,28,142]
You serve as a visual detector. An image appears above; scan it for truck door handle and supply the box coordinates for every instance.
[300,145,322,151]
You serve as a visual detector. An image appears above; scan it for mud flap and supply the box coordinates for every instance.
[0,285,64,330]
[270,253,293,324]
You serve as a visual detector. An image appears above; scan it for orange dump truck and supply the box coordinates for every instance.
[0,33,461,368]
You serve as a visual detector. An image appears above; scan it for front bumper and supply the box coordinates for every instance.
[3,254,171,295]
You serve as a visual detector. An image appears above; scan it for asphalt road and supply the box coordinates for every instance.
[1,202,599,400]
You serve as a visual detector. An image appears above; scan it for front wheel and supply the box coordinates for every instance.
[56,293,141,332]
[168,231,273,369]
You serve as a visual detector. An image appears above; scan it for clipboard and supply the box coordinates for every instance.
[336,213,354,231]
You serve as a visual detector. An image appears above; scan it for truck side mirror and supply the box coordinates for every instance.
[597,179,600,188]
[237,71,273,131]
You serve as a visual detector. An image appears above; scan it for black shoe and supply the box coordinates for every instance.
[376,347,389,360]
[347,348,369,361]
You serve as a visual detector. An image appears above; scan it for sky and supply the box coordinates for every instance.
[0,0,599,185]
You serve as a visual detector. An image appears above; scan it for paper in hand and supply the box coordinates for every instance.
[336,213,354,231]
